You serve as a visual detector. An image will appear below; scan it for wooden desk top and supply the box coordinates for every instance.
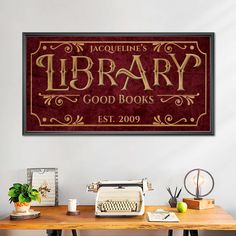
[0,205,235,230]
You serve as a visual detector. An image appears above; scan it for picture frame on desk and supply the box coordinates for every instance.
[27,168,58,206]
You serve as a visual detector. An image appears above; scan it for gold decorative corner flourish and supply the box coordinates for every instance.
[153,114,187,126]
[73,42,84,52]
[50,114,84,126]
[153,42,165,52]
[38,93,80,106]
[157,93,200,106]
[49,42,84,53]
[153,42,187,53]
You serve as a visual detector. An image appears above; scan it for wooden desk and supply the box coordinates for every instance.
[0,205,235,235]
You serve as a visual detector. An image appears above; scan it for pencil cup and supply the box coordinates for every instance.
[169,197,177,208]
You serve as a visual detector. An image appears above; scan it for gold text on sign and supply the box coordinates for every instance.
[35,54,201,92]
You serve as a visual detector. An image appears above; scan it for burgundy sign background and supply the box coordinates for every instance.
[23,33,214,134]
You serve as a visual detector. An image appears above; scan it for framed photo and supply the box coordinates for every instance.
[27,168,58,206]
[23,32,214,135]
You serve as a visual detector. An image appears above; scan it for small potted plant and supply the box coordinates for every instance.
[8,183,41,213]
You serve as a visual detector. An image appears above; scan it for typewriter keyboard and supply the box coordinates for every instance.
[98,200,138,212]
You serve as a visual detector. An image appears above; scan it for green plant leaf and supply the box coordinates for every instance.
[24,196,31,203]
[31,190,38,196]
[28,185,32,193]
[18,193,26,202]
[15,189,20,195]
[29,193,36,200]
[30,190,41,202]
[13,183,22,189]
[36,193,41,203]
[9,197,18,203]
[8,189,17,197]
[24,184,29,189]
[21,184,29,194]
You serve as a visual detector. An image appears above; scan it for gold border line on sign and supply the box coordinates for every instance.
[30,41,207,127]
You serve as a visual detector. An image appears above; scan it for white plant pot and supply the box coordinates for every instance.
[14,202,31,213]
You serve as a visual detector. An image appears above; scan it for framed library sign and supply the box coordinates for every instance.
[23,33,214,135]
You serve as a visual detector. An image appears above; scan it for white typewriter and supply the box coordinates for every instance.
[87,178,153,216]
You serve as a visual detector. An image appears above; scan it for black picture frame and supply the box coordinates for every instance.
[23,32,214,135]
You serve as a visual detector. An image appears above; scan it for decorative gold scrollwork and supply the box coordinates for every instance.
[50,115,84,125]
[157,93,200,106]
[73,42,84,52]
[49,42,84,53]
[38,93,79,106]
[153,114,187,126]
[153,42,187,53]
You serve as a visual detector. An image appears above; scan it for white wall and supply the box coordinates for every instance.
[0,0,236,236]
